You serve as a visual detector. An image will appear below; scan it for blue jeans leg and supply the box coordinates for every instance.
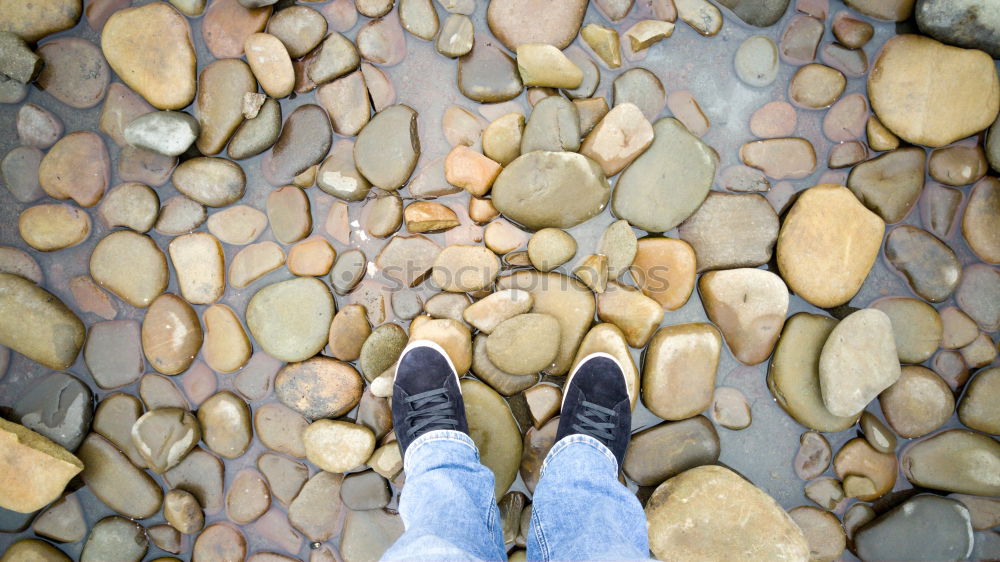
[381,430,507,561]
[526,435,652,561]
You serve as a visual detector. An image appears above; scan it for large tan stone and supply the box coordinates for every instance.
[0,0,81,42]
[101,2,197,110]
[0,273,84,370]
[776,184,884,308]
[646,465,809,561]
[868,35,999,147]
[0,418,83,513]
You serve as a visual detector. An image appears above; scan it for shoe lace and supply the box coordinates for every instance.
[571,400,617,441]
[404,388,459,438]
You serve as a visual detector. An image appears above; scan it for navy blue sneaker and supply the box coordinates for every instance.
[557,352,631,469]
[391,340,469,457]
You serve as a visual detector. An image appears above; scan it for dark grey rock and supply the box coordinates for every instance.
[716,0,791,27]
[14,372,94,452]
[916,0,1000,58]
[855,495,974,561]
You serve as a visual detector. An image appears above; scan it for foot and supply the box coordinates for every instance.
[557,352,631,469]
[391,340,469,457]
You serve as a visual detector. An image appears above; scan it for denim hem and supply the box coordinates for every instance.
[402,429,479,472]
[540,434,618,477]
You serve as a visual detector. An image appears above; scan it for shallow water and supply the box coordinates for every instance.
[1,0,998,559]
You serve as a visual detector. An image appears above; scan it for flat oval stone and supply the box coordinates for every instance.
[197,391,252,458]
[78,433,163,519]
[880,365,954,438]
[193,523,246,562]
[142,293,203,375]
[275,357,363,419]
[956,264,1000,332]
[872,297,943,364]
[316,71,370,137]
[779,13,823,64]
[486,313,560,375]
[288,471,344,542]
[330,248,366,295]
[266,185,312,244]
[317,139,370,201]
[462,379,522,497]
[196,59,256,155]
[788,506,845,561]
[168,233,225,305]
[202,0,270,59]
[735,35,779,87]
[740,137,816,180]
[229,97,281,160]
[0,273,84,370]
[14,372,92,452]
[768,313,858,432]
[101,2,197,109]
[354,105,420,191]
[117,145,176,187]
[244,32,294,98]
[794,431,832,480]
[819,308,900,418]
[630,237,696,310]
[496,271,594,376]
[645,465,809,561]
[901,429,1000,496]
[963,177,1000,264]
[267,5,326,58]
[493,151,610,230]
[207,205,267,246]
[958,367,1000,434]
[847,147,925,224]
[700,269,788,365]
[458,40,524,103]
[303,420,374,473]
[341,471,390,511]
[678,192,777,272]
[84,320,143,389]
[400,0,439,40]
[487,0,586,51]
[229,241,285,289]
[357,13,407,66]
[98,182,159,232]
[431,244,500,292]
[36,37,109,109]
[643,323,721,421]
[789,64,845,109]
[39,131,109,208]
[823,93,867,142]
[749,101,796,139]
[263,104,332,186]
[139,373,188,410]
[885,225,961,302]
[164,489,203,535]
[613,118,716,232]
[526,228,575,272]
[172,157,245,207]
[612,68,665,122]
[776,184,884,308]
[155,195,206,235]
[1,145,45,204]
[0,0,81,42]
[254,404,307,458]
[928,144,987,187]
[32,494,86,543]
[90,230,169,308]
[124,111,198,157]
[93,394,146,468]
[436,14,474,58]
[339,508,404,561]
[363,192,403,238]
[226,468,270,524]
[855,495,973,561]
[246,277,334,362]
[624,416,719,487]
[81,516,148,562]
[869,34,999,148]
[18,203,90,252]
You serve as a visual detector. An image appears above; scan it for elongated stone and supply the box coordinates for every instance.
[0,274,84,370]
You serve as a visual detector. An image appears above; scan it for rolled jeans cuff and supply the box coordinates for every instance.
[402,429,479,472]
[540,434,618,477]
